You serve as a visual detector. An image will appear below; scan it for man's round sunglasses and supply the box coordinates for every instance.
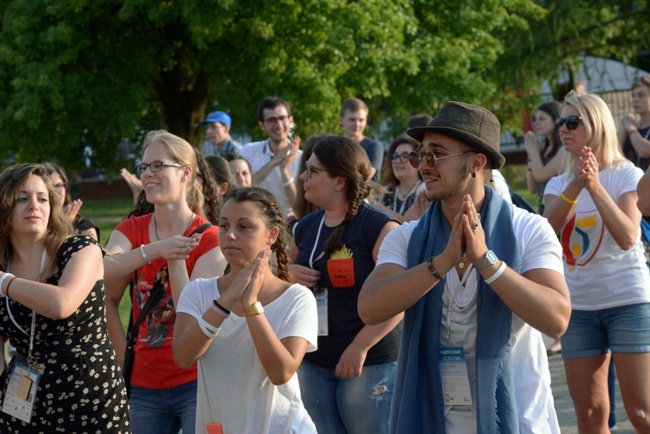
[408,150,476,169]
[556,115,582,130]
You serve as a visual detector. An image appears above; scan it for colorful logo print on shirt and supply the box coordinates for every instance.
[561,212,604,269]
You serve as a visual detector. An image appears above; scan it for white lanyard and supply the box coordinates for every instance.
[6,250,47,358]
[445,264,475,340]
[393,181,421,214]
[308,214,326,269]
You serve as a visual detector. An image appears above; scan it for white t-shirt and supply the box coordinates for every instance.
[240,140,303,217]
[490,169,512,203]
[545,164,650,310]
[377,205,563,434]
[176,278,318,434]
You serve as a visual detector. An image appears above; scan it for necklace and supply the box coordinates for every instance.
[458,253,467,269]
[153,214,160,240]
[153,213,194,241]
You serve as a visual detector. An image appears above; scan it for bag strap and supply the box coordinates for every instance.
[126,222,212,341]
[126,266,168,342]
[191,222,212,236]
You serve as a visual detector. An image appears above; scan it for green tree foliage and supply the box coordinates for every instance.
[0,0,645,172]
[494,0,650,111]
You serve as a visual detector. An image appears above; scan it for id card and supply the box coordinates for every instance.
[314,287,328,336]
[439,346,472,406]
[2,354,44,423]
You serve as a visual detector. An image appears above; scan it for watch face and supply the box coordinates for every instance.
[486,251,498,264]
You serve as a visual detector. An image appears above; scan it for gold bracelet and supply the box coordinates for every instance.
[560,192,578,205]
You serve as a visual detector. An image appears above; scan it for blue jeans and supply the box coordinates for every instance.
[130,381,197,434]
[298,359,396,434]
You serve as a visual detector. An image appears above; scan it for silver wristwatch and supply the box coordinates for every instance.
[475,250,498,272]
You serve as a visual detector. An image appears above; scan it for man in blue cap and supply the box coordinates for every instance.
[201,110,242,156]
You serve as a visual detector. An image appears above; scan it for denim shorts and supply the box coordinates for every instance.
[561,303,650,359]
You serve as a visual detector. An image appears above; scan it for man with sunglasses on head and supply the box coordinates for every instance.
[359,101,571,434]
[240,96,302,217]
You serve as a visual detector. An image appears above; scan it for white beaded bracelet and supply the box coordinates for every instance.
[197,316,220,338]
[140,244,152,265]
[485,261,507,285]
[283,177,295,187]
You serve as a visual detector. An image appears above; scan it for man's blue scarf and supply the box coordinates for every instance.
[391,186,522,433]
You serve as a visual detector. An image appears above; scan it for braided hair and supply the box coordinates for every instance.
[309,134,371,258]
[223,187,292,282]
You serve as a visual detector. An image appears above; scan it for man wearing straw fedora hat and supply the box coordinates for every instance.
[359,101,571,433]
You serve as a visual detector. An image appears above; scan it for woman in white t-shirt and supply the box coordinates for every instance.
[544,91,650,433]
[173,187,318,434]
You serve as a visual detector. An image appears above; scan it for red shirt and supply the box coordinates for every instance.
[116,214,219,389]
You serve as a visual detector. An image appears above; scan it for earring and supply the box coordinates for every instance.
[471,172,476,178]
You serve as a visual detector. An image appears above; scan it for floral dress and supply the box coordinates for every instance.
[0,236,130,433]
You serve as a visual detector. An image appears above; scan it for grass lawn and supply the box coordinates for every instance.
[83,167,538,331]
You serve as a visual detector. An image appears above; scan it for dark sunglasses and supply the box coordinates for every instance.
[389,152,410,163]
[556,115,582,130]
[408,150,475,169]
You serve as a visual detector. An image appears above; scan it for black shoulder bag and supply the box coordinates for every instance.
[122,223,212,396]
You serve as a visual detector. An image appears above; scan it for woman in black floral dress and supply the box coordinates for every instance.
[0,163,129,433]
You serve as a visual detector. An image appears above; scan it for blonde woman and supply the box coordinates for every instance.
[544,91,650,433]
[104,130,225,434]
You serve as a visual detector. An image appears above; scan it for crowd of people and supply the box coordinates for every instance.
[0,81,649,434]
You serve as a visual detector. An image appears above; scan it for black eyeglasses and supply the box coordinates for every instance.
[389,152,410,163]
[556,115,582,130]
[136,161,182,176]
[408,150,475,169]
[305,163,327,179]
[264,115,290,125]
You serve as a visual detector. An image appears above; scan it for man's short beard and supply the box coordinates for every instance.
[424,164,471,202]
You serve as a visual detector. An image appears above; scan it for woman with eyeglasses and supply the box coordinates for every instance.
[289,134,401,434]
[121,149,222,226]
[42,162,100,241]
[524,101,565,214]
[375,135,426,223]
[103,130,226,434]
[544,91,650,433]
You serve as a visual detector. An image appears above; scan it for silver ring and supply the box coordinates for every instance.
[470,221,478,230]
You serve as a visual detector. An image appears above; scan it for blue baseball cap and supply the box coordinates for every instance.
[201,111,232,127]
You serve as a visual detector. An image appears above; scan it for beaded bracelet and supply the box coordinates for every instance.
[426,256,444,280]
